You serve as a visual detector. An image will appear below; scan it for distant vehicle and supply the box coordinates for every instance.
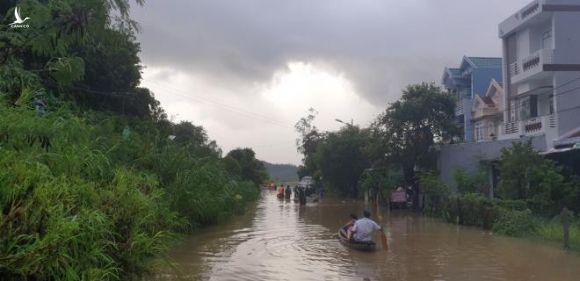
[390,187,408,209]
[298,176,315,189]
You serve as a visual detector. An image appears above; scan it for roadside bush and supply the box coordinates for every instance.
[443,193,497,229]
[0,106,260,280]
[496,199,528,211]
[419,171,449,215]
[492,209,538,237]
[453,168,487,195]
[536,220,580,250]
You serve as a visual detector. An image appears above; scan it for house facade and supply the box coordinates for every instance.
[442,57,503,142]
[472,80,503,143]
[499,0,580,151]
[438,0,580,192]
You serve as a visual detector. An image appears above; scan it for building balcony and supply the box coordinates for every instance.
[500,114,557,140]
[455,102,464,116]
[509,48,553,84]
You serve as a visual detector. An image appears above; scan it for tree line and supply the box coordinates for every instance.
[295,83,458,204]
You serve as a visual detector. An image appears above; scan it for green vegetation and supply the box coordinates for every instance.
[294,84,458,200]
[418,171,450,215]
[453,168,487,195]
[293,79,580,252]
[0,1,264,280]
[438,142,580,251]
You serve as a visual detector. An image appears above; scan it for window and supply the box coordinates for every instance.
[475,122,483,142]
[542,29,552,49]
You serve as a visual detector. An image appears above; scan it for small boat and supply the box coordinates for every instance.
[337,228,376,252]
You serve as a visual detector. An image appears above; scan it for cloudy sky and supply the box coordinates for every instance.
[131,0,530,165]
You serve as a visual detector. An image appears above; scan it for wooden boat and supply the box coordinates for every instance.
[337,228,376,252]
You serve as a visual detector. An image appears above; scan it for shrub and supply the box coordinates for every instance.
[453,168,487,195]
[492,209,539,237]
[496,200,528,211]
[443,193,497,229]
[419,171,449,215]
[536,220,580,250]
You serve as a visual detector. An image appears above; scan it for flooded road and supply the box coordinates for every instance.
[151,190,580,281]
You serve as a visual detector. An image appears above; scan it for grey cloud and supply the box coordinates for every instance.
[132,0,531,104]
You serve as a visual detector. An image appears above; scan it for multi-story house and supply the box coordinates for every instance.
[472,79,504,143]
[442,56,503,142]
[438,0,580,192]
[499,0,580,150]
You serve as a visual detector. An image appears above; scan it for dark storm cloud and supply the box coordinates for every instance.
[132,0,531,105]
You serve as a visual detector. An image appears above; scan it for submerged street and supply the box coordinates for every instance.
[150,191,580,281]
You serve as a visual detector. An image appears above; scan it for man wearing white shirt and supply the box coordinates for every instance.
[351,209,382,242]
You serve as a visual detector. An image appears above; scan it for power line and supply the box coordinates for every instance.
[467,75,580,117]
[147,79,292,125]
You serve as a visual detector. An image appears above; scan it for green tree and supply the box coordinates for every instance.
[314,126,371,197]
[374,83,458,207]
[0,0,156,118]
[295,108,325,180]
[498,142,569,215]
[226,148,268,186]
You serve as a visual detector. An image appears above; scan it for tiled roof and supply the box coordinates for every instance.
[466,57,502,68]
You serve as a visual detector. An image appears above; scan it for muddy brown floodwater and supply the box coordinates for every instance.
[149,190,580,281]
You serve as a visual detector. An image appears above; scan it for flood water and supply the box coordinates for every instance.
[150,190,580,281]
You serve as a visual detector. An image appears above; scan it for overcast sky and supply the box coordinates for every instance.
[131,0,531,165]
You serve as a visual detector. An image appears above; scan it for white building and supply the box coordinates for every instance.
[438,0,580,192]
[499,0,580,151]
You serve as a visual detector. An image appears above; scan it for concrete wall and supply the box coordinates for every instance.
[553,12,580,137]
[553,13,580,64]
[438,136,547,190]
[555,72,580,137]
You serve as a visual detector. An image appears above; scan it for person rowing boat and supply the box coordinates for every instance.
[351,210,382,243]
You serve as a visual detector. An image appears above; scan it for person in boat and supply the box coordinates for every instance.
[343,213,358,240]
[351,210,382,243]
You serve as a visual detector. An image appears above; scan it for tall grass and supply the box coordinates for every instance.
[0,105,259,280]
[536,221,580,251]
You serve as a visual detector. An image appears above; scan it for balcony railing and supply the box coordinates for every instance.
[524,117,543,133]
[505,121,520,135]
[455,100,464,116]
[521,3,540,20]
[509,49,553,83]
[503,114,557,137]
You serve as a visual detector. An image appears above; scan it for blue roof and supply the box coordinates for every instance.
[464,57,502,69]
[448,68,461,76]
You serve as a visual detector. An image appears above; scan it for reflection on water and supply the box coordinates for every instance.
[149,190,580,281]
